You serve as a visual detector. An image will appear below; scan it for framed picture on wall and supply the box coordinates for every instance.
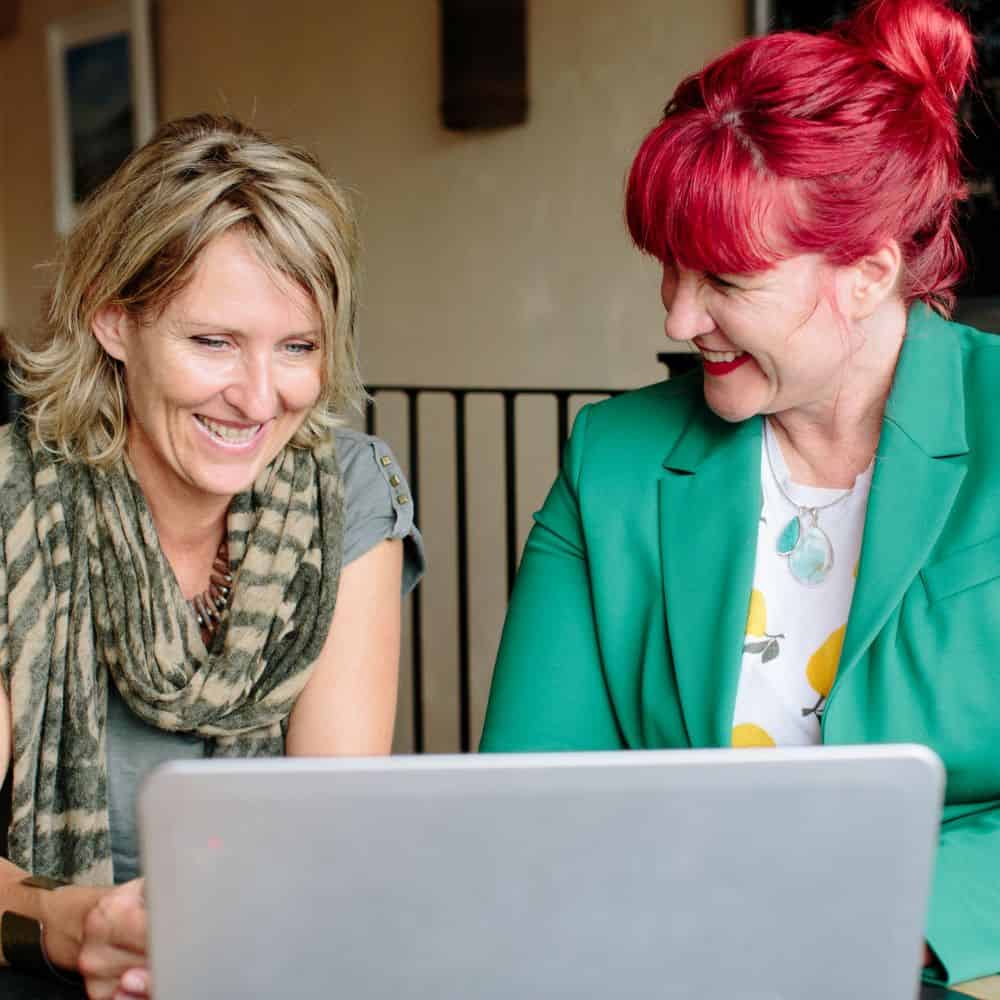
[751,0,1000,332]
[46,0,157,234]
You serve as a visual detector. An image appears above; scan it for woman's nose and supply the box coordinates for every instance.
[663,271,715,343]
[225,356,278,422]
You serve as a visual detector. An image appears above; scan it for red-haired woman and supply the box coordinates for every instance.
[482,0,999,986]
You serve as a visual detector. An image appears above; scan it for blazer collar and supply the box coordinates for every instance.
[661,386,751,475]
[659,403,761,748]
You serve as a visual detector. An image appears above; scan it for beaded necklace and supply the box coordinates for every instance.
[190,539,233,642]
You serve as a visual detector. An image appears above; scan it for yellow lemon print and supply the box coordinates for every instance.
[732,723,776,748]
[746,589,767,637]
[806,624,846,698]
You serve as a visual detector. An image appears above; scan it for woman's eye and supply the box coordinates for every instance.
[192,336,228,349]
[705,273,735,290]
[285,341,319,356]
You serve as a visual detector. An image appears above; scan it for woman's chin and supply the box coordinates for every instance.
[183,459,264,500]
[703,389,764,424]
[701,361,770,424]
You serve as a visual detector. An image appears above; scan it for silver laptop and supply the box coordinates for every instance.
[139,745,944,1000]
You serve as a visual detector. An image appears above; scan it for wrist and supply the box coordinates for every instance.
[38,884,104,971]
[2,879,100,986]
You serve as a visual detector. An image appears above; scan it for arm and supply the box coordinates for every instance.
[0,857,147,998]
[480,405,624,752]
[923,801,1000,986]
[285,538,403,755]
[284,429,423,756]
[1,541,147,997]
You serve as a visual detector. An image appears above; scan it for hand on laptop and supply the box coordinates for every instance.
[76,878,149,999]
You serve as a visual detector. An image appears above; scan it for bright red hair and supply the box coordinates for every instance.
[625,0,975,313]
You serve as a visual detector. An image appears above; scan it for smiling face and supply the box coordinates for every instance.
[94,230,324,508]
[660,253,866,424]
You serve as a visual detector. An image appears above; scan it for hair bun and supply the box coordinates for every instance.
[843,0,975,108]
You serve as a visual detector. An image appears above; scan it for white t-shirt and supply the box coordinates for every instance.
[731,421,873,747]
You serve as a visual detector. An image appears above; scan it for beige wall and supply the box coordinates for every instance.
[0,98,7,331]
[1,0,744,748]
[2,0,742,372]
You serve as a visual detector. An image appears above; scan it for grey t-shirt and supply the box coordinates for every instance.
[107,428,425,883]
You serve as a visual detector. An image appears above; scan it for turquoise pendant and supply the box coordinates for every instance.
[776,509,834,586]
[776,516,800,555]
[788,523,834,585]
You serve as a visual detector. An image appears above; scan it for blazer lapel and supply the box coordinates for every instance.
[837,305,969,684]
[659,408,761,748]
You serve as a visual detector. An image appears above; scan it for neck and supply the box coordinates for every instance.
[769,298,907,488]
[125,429,230,567]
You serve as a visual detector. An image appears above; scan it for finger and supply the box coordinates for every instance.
[118,966,151,997]
[85,976,123,1000]
[92,895,148,951]
[87,973,147,1000]
[120,878,145,902]
[110,907,147,952]
[82,941,147,967]
[82,923,147,969]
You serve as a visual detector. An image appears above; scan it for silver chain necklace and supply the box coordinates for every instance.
[763,422,854,587]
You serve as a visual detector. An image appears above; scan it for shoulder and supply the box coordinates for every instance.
[331,426,425,591]
[895,312,1000,513]
[905,305,1000,382]
[952,323,1000,480]
[931,315,1000,440]
[333,426,404,488]
[953,319,1000,372]
[0,422,39,529]
[577,373,702,443]
[564,373,705,483]
[333,426,414,522]
[0,420,29,474]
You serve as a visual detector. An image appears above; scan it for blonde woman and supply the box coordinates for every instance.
[0,115,423,999]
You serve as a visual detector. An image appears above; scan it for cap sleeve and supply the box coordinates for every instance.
[335,426,426,594]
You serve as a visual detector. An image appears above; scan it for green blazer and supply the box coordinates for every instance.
[481,304,1000,985]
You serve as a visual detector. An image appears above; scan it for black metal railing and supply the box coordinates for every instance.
[366,386,620,753]
[365,355,698,754]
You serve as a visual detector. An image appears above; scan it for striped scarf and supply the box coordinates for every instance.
[0,421,343,884]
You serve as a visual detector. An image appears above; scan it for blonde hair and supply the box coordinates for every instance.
[8,113,363,465]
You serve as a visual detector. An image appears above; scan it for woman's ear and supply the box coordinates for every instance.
[849,240,903,320]
[91,305,131,363]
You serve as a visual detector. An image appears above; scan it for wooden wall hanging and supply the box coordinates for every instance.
[440,0,527,130]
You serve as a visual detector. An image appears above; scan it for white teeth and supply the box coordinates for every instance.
[700,349,745,363]
[196,415,261,443]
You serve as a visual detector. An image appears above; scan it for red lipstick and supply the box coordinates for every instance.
[702,354,751,377]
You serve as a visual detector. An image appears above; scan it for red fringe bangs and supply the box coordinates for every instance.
[625,113,791,278]
[624,0,975,310]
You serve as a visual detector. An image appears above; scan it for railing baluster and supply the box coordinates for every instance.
[503,392,518,598]
[0,364,17,426]
[407,390,425,755]
[556,391,570,465]
[454,392,472,753]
